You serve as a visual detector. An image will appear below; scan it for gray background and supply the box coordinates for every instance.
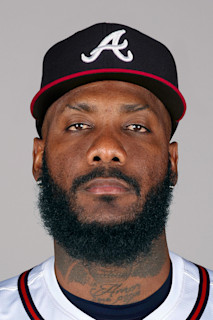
[0,0,212,281]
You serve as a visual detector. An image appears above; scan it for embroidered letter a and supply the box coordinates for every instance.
[81,29,133,63]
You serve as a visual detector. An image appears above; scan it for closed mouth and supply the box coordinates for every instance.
[83,178,132,195]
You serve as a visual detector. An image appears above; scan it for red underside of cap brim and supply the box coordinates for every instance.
[31,68,186,122]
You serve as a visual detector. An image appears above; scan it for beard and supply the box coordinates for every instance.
[37,154,174,266]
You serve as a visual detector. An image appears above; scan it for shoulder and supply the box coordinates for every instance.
[169,251,213,276]
[0,273,20,310]
[0,257,54,318]
[170,251,213,283]
[170,251,213,317]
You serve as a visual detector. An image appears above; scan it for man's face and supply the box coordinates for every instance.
[34,81,177,225]
[33,81,178,264]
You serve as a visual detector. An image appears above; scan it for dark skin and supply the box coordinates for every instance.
[33,81,178,304]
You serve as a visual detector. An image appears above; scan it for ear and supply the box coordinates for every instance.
[33,138,45,181]
[169,141,178,186]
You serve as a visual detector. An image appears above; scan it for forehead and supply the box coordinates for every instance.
[42,81,171,136]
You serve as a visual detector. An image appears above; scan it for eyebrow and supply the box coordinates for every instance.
[120,104,151,113]
[64,103,98,113]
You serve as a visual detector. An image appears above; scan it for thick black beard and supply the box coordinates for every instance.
[38,155,174,266]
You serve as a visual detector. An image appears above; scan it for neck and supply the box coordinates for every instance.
[54,233,170,305]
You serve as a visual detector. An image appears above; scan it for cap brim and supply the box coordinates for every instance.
[31,68,186,136]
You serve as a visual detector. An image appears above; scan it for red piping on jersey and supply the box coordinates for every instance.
[18,270,44,320]
[30,68,187,121]
[188,266,209,320]
[19,271,42,320]
[191,266,208,319]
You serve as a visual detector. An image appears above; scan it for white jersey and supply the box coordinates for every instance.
[0,252,213,320]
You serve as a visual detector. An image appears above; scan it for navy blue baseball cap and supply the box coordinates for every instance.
[31,23,186,137]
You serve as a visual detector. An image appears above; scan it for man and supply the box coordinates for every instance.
[0,23,212,319]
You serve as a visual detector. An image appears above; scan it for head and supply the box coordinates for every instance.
[31,23,184,265]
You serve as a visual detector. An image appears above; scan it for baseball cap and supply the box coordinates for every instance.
[31,22,186,137]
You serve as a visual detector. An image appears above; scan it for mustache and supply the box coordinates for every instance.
[71,167,141,196]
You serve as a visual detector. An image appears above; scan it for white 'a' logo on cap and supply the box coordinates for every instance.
[81,29,133,63]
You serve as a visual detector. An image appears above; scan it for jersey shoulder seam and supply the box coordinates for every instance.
[0,286,17,292]
[183,269,199,284]
[28,271,43,286]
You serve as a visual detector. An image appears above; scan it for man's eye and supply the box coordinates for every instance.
[126,124,149,132]
[67,123,90,131]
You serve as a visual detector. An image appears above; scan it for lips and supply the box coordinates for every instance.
[84,178,131,195]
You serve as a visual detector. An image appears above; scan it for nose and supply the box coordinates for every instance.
[87,132,127,166]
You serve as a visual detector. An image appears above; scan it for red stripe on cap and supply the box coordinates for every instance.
[190,266,208,320]
[30,68,186,121]
[20,271,41,320]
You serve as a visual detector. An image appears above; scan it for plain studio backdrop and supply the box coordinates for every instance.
[0,0,213,281]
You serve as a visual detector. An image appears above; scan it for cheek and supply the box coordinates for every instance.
[45,139,89,191]
[128,142,169,186]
